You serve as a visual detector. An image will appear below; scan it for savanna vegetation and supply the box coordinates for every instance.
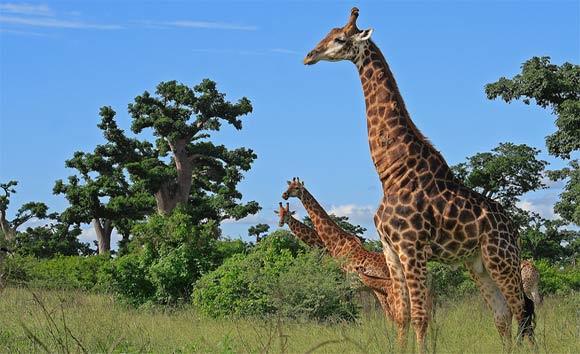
[0,56,578,352]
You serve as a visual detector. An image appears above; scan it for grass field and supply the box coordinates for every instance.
[0,287,578,353]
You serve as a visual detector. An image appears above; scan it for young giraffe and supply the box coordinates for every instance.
[303,8,534,351]
[521,260,542,306]
[275,202,326,249]
[280,181,410,346]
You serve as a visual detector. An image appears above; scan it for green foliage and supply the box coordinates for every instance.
[193,230,358,322]
[104,253,155,305]
[14,221,93,258]
[363,239,383,252]
[485,56,580,159]
[547,160,580,225]
[1,180,54,241]
[427,262,476,302]
[486,57,579,228]
[520,217,579,263]
[451,142,547,212]
[247,223,270,243]
[4,254,109,290]
[53,122,155,253]
[106,207,239,305]
[215,238,249,263]
[106,79,260,217]
[534,259,580,295]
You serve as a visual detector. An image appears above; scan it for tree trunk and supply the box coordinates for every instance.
[93,218,113,255]
[0,211,16,241]
[155,139,194,214]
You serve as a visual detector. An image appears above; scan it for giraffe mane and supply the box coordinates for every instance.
[368,39,450,169]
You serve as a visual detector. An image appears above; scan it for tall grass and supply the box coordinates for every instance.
[0,287,578,353]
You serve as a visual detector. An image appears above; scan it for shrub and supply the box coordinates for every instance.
[535,259,580,295]
[106,207,239,305]
[192,231,358,322]
[4,254,109,290]
[427,262,476,302]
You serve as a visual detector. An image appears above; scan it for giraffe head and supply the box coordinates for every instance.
[275,202,295,227]
[304,7,373,65]
[282,177,305,200]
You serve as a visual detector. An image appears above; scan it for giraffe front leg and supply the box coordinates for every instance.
[380,238,410,350]
[399,244,431,354]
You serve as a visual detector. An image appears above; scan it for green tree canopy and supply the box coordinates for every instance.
[0,180,54,242]
[486,57,579,227]
[54,116,155,254]
[451,142,547,213]
[520,215,579,263]
[108,79,260,219]
[485,57,579,159]
[248,223,270,243]
[547,160,580,225]
[14,218,93,258]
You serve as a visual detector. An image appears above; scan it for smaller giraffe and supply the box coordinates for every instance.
[275,202,326,249]
[521,260,542,306]
[282,178,411,346]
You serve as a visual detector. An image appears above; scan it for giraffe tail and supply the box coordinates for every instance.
[519,292,535,342]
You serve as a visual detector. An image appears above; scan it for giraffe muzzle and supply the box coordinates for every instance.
[303,50,320,65]
[282,192,289,200]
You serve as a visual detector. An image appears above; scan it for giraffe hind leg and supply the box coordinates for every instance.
[466,255,513,349]
[481,240,536,344]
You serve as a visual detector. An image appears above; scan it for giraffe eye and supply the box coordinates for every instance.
[334,38,346,44]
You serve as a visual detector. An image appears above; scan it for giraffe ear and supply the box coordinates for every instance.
[286,180,291,185]
[290,211,296,216]
[274,210,279,215]
[353,28,373,42]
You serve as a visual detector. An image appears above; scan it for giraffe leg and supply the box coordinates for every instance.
[380,240,410,350]
[481,238,535,346]
[399,245,430,354]
[530,283,542,306]
[466,255,513,349]
[374,291,408,350]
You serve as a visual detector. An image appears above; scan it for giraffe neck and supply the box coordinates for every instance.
[355,41,453,190]
[298,188,360,256]
[286,216,325,249]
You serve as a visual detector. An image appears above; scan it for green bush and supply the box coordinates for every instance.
[427,262,476,302]
[535,259,580,295]
[192,231,358,322]
[106,207,245,305]
[4,254,109,290]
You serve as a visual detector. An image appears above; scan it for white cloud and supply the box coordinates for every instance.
[0,3,53,16]
[192,48,298,56]
[541,174,566,189]
[0,15,122,29]
[137,20,256,31]
[17,217,51,231]
[222,211,275,225]
[0,28,52,36]
[328,204,375,224]
[270,48,300,55]
[517,196,557,220]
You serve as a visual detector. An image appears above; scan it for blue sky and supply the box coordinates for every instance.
[1,1,578,247]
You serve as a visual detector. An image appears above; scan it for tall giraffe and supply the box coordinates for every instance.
[303,8,534,351]
[281,180,410,346]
